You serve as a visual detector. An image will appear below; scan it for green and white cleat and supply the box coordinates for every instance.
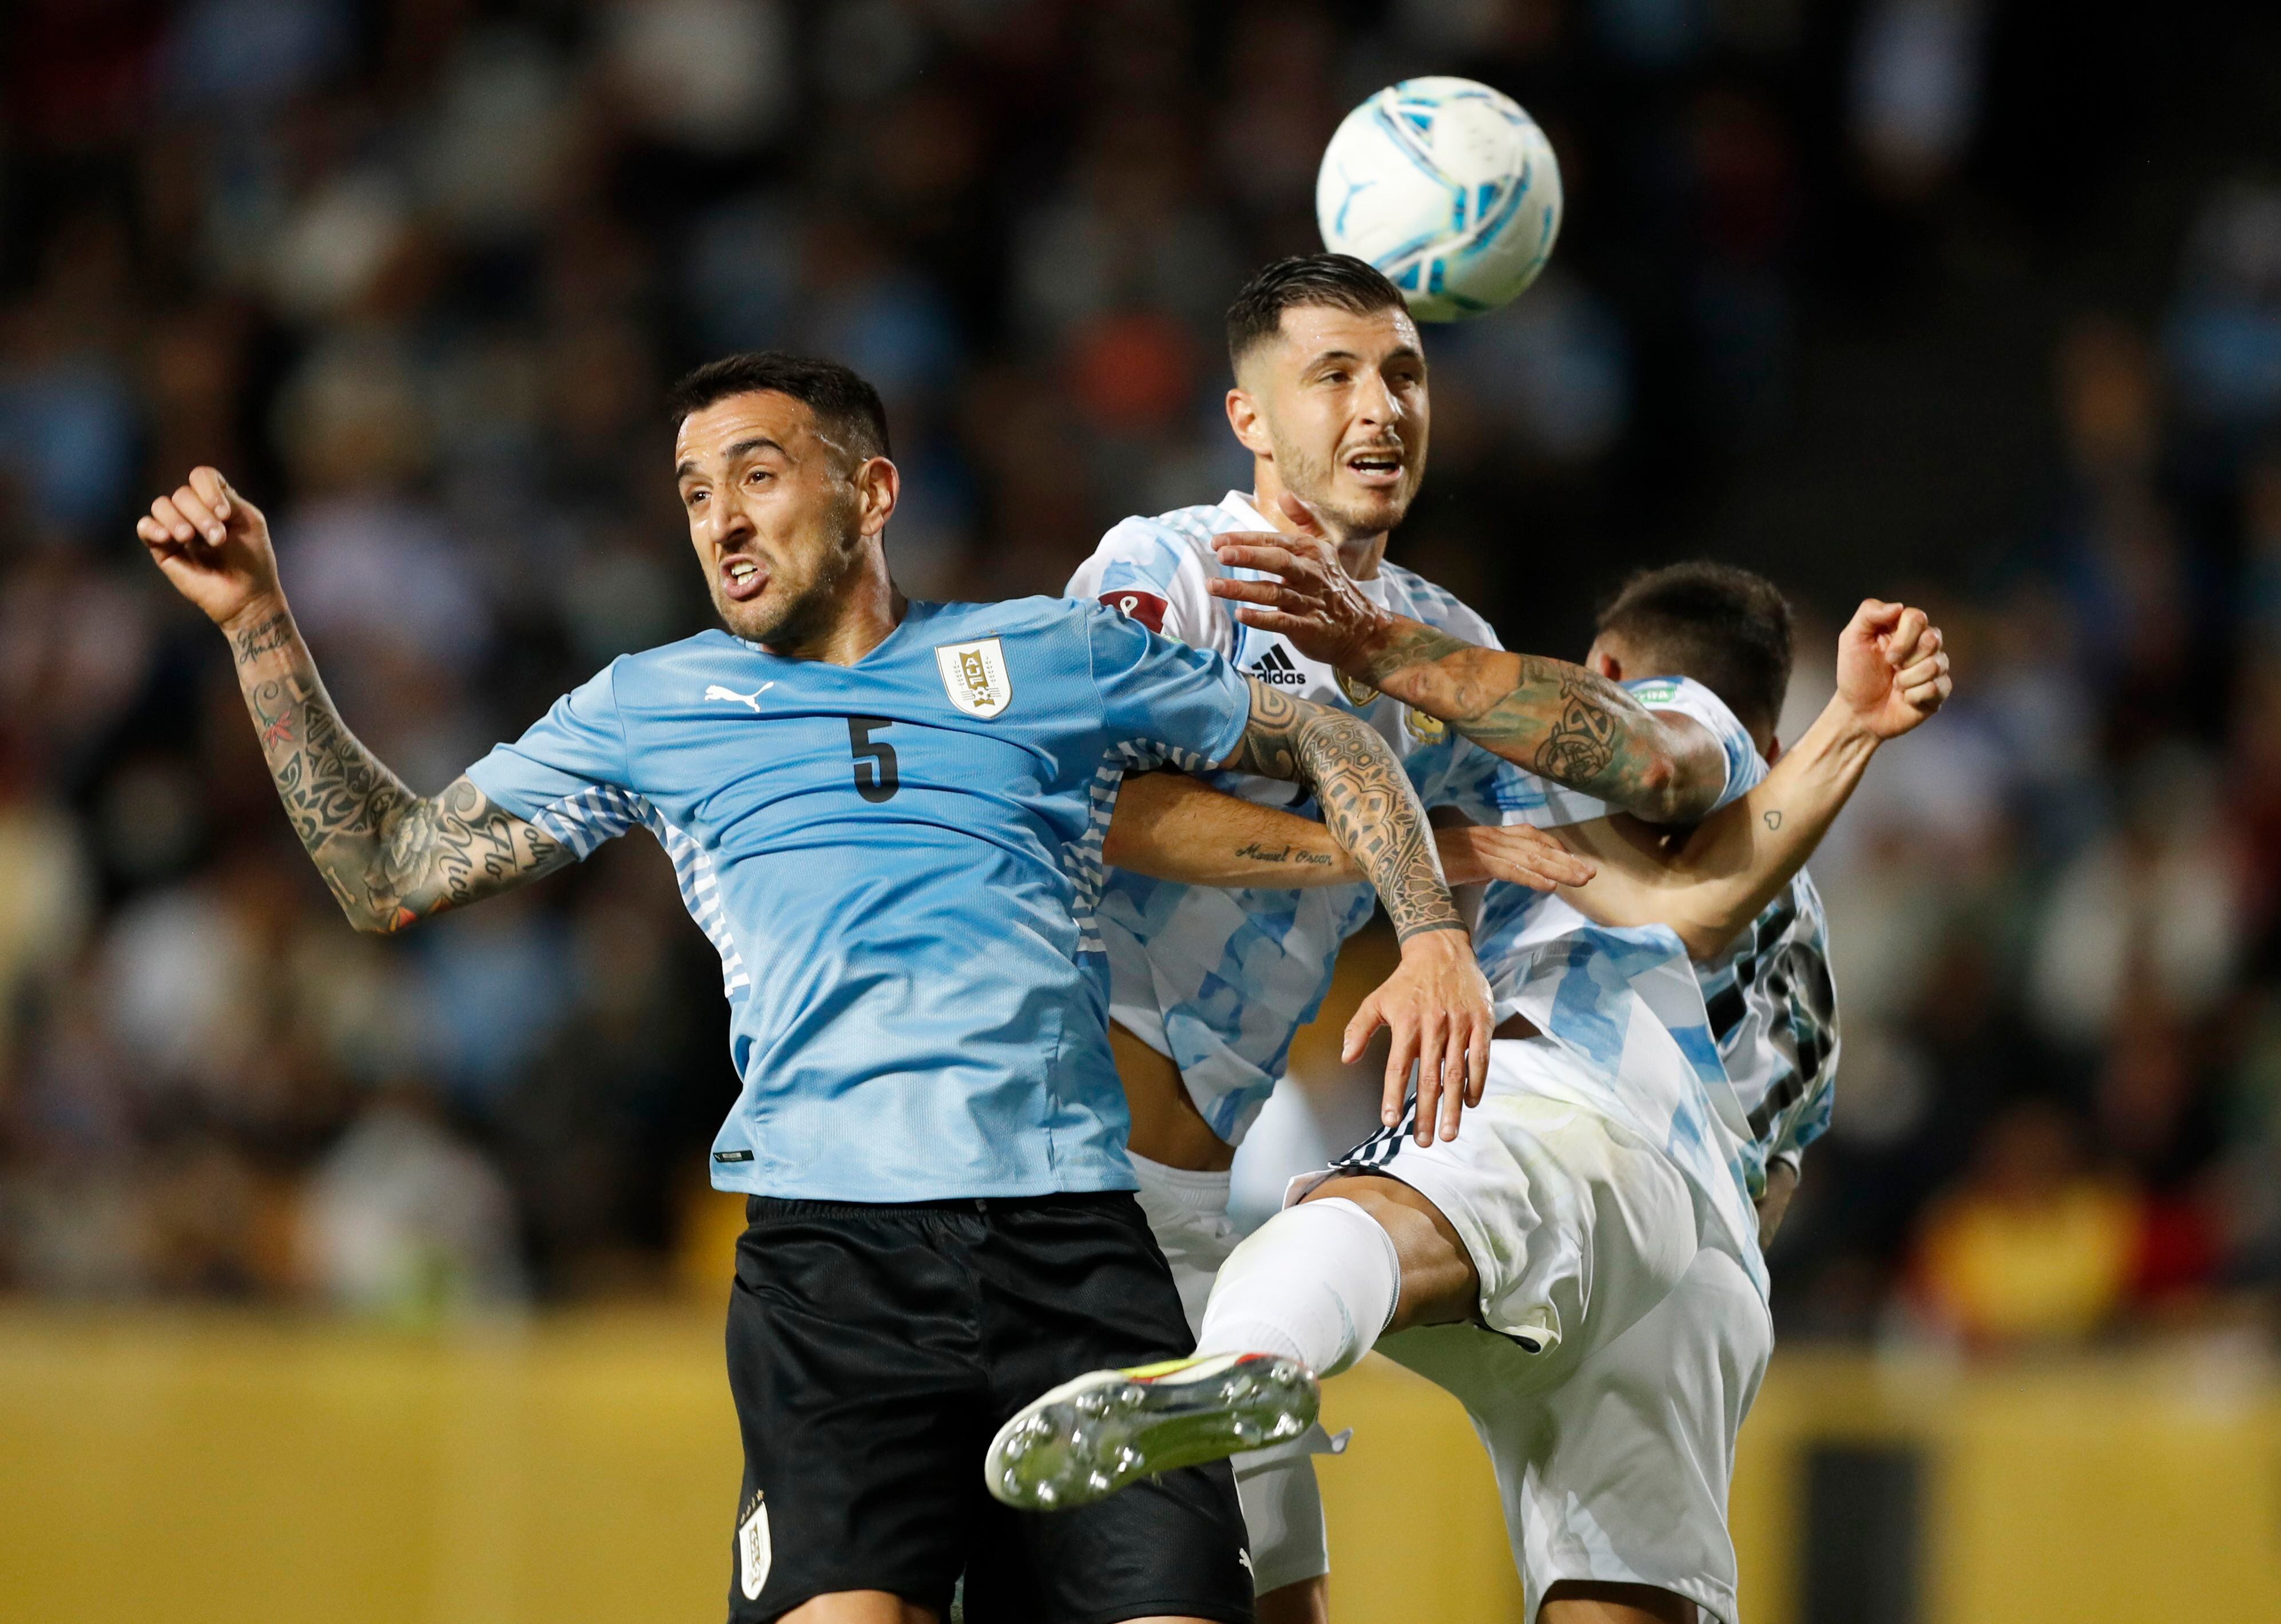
[984,1352,1319,1511]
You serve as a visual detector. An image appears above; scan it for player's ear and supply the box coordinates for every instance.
[1588,649,1622,682]
[1765,736,1783,767]
[854,455,899,541]
[1226,387,1273,458]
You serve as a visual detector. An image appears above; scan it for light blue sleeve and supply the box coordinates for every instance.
[1623,675,1765,812]
[463,662,646,859]
[1085,603,1251,771]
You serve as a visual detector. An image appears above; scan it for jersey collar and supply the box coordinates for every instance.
[1218,490,1272,530]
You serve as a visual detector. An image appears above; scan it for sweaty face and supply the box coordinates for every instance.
[674,392,868,645]
[1241,304,1430,538]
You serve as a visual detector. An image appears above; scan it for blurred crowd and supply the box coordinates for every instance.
[0,0,2277,1343]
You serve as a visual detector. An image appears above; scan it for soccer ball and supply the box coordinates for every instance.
[1316,77,1564,323]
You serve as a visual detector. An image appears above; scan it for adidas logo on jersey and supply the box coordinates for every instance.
[1246,646,1307,688]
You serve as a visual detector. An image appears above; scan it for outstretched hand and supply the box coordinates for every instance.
[1834,600,1952,740]
[1434,820,1597,891]
[136,467,283,633]
[1206,493,1390,670]
[1344,928,1496,1147]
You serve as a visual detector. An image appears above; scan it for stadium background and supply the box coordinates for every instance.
[2,1,2280,1619]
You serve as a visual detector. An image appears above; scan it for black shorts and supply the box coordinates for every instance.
[725,1190,1253,1624]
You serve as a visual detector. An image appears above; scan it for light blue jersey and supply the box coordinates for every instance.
[465,597,1251,1202]
[1069,493,1534,1144]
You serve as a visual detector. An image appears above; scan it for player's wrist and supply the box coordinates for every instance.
[220,590,289,640]
[1345,606,1409,684]
[1396,919,1472,955]
[220,592,298,671]
[1821,689,1889,749]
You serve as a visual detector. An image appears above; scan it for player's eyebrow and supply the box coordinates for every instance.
[1304,346,1425,372]
[676,437,788,481]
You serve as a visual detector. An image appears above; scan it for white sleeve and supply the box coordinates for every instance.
[1065,518,1233,660]
[1473,672,1766,828]
[1622,675,1766,811]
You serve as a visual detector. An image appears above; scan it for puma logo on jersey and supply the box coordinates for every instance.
[1245,645,1307,688]
[705,683,775,711]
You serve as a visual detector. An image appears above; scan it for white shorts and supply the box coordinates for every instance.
[1379,1249,1770,1623]
[1314,1037,1770,1621]
[1318,1035,1703,1369]
[1130,1153,1340,1596]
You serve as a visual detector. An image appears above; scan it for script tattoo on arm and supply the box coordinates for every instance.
[1225,678,1463,941]
[1231,840,1336,869]
[230,607,569,933]
[1354,620,1722,824]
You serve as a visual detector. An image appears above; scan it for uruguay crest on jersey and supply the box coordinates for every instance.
[936,636,1012,718]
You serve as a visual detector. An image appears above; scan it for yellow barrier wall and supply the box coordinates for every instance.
[2,1312,2278,1623]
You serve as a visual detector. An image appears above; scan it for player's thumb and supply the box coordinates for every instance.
[1278,490,1327,539]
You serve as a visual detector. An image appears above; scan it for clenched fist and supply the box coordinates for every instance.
[135,467,283,634]
[1834,600,1951,741]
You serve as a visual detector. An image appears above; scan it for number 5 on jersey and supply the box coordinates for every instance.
[849,717,899,803]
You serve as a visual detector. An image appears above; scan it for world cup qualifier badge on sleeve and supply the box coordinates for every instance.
[936,637,1013,719]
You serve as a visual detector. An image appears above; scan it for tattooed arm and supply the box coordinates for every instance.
[137,467,568,933]
[1218,677,1464,942]
[1210,677,1496,1144]
[1102,769,1595,893]
[1202,516,1727,822]
[1556,601,1951,959]
[1342,621,1728,824]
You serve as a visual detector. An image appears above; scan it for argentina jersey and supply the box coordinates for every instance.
[464,597,1251,1203]
[1472,675,1774,1289]
[1473,674,1766,1010]
[1068,491,1532,1145]
[1695,870,1839,1198]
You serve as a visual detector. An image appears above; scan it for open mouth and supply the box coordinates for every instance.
[720,555,768,602]
[1344,447,1406,487]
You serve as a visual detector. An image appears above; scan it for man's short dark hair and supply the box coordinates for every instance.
[667,351,892,462]
[1596,562,1795,737]
[1226,255,1409,370]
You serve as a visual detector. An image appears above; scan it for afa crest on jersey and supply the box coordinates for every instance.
[936,637,1012,719]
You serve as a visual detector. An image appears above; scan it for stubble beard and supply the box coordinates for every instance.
[1275,434,1421,543]
[713,535,860,648]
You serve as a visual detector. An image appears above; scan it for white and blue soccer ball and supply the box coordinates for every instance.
[1316,77,1564,323]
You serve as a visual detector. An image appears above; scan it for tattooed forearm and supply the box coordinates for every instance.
[231,610,565,932]
[1229,678,1461,940]
[1352,618,1718,824]
[1232,840,1335,868]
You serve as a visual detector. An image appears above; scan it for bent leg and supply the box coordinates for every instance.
[1540,1580,1696,1623]
[1299,1172,1479,1332]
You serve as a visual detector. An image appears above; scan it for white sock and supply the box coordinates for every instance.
[1195,1197,1401,1377]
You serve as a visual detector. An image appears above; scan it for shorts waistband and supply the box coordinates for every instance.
[744,1190,1136,1223]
